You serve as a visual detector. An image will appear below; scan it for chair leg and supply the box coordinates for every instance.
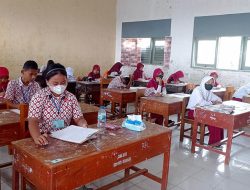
[180,123,184,142]
[21,176,26,190]
[199,124,205,145]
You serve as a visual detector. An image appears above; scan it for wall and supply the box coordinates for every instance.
[0,0,116,79]
[116,0,250,88]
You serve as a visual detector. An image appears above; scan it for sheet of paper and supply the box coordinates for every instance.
[50,125,99,144]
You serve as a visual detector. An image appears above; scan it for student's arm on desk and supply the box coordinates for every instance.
[28,118,48,146]
[74,116,88,128]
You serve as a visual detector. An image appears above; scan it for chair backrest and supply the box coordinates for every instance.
[185,83,196,94]
[100,77,112,90]
[224,86,235,101]
[19,104,29,139]
[135,88,146,114]
[181,97,190,122]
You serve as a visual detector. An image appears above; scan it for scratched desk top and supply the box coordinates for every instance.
[196,100,250,116]
[12,119,171,168]
[103,88,138,94]
[0,109,20,126]
[141,95,183,104]
[79,102,99,113]
[77,81,100,85]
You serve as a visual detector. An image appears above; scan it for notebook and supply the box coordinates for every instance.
[50,125,99,144]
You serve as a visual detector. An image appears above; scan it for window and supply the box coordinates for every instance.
[193,36,250,71]
[140,38,164,65]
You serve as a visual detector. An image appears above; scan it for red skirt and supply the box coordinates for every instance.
[188,110,224,145]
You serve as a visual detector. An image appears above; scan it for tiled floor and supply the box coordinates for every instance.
[1,124,250,190]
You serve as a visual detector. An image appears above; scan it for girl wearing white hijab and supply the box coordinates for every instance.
[187,76,223,145]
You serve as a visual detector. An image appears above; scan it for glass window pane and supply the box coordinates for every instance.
[152,40,164,65]
[217,36,241,70]
[245,40,250,67]
[196,40,216,65]
[138,38,152,64]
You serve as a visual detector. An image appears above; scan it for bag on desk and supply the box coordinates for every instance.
[122,115,146,132]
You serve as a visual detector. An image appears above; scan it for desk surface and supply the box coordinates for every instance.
[103,88,138,94]
[77,81,100,85]
[212,87,226,93]
[79,102,99,114]
[0,109,20,126]
[141,95,183,104]
[12,119,171,168]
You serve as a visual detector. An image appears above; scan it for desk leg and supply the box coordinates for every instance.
[225,128,233,165]
[119,101,123,118]
[12,166,19,190]
[161,151,170,190]
[191,120,198,153]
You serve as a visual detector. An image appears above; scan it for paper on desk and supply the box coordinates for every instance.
[50,125,99,144]
[10,109,20,115]
[127,115,142,122]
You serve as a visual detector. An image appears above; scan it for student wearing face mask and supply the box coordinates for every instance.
[187,76,223,145]
[28,63,88,146]
[4,60,40,108]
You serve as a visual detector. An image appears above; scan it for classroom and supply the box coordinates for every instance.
[1,0,250,190]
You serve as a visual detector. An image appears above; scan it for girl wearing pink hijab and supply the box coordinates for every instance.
[210,71,220,87]
[0,67,9,97]
[133,62,146,80]
[107,62,123,75]
[88,65,101,80]
[167,70,184,84]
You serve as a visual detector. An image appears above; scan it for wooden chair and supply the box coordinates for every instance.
[223,86,235,101]
[135,88,146,114]
[185,83,196,94]
[179,97,208,144]
[100,77,112,90]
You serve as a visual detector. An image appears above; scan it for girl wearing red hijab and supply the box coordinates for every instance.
[107,62,123,75]
[88,65,101,80]
[0,67,9,97]
[167,70,184,84]
[133,62,146,80]
[144,68,175,126]
[210,71,220,87]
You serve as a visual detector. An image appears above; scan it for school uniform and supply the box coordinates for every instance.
[4,77,40,104]
[232,83,250,101]
[187,76,223,145]
[28,87,83,134]
[108,76,126,89]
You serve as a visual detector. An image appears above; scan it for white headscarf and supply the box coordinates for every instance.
[187,76,221,109]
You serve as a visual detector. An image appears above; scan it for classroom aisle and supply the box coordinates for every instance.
[1,125,250,190]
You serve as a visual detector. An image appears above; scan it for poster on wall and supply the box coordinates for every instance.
[164,36,172,68]
[121,38,141,67]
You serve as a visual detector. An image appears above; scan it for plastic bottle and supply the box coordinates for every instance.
[97,106,106,128]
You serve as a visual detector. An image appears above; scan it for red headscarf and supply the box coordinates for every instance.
[210,71,219,87]
[147,68,164,90]
[88,65,101,80]
[167,70,184,83]
[108,62,123,75]
[133,62,144,80]
[0,67,9,92]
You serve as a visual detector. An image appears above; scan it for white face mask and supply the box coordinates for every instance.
[49,85,67,95]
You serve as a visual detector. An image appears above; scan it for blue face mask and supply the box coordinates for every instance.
[205,83,213,91]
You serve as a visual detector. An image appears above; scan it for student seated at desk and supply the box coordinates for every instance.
[187,76,223,145]
[4,60,40,108]
[232,83,250,102]
[108,75,132,89]
[0,67,9,97]
[210,71,221,87]
[133,62,147,80]
[28,63,88,146]
[104,62,123,78]
[167,70,184,84]
[87,64,101,80]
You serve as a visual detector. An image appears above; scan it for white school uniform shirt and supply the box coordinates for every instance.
[233,83,250,99]
[187,76,222,110]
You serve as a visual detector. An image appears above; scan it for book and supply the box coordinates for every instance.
[50,125,99,144]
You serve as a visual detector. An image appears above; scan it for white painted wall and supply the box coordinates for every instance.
[116,0,250,88]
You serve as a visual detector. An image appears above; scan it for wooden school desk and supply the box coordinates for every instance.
[100,88,137,117]
[79,102,99,125]
[212,87,226,100]
[76,81,101,104]
[12,119,172,190]
[242,95,250,103]
[140,95,184,127]
[0,99,7,109]
[191,100,250,165]
[165,83,187,94]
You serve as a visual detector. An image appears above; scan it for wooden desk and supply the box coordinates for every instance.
[243,95,250,103]
[165,83,187,94]
[0,109,20,147]
[132,79,149,87]
[191,100,250,164]
[100,88,137,117]
[12,120,172,190]
[79,102,99,125]
[76,81,101,104]
[0,99,7,109]
[140,95,184,127]
[212,87,226,100]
